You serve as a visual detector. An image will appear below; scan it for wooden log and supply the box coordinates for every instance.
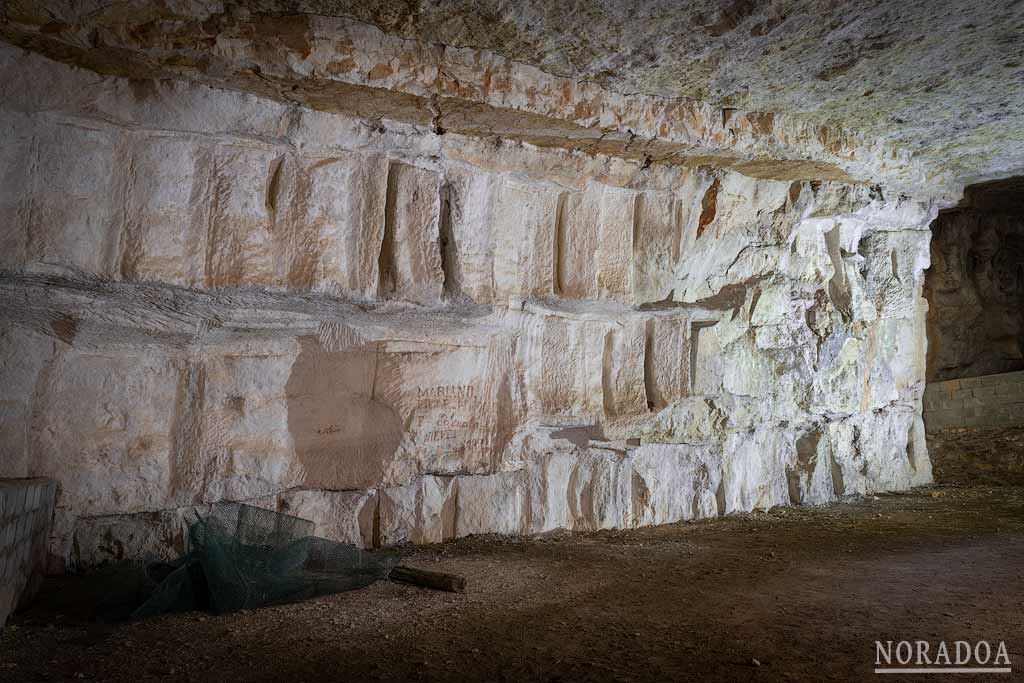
[389,565,466,593]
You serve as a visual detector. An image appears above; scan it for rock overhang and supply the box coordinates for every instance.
[270,0,1024,193]
[0,1,978,203]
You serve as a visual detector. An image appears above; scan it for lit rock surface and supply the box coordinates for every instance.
[1,1,1021,197]
[0,43,936,566]
[0,3,951,199]
[339,0,1024,188]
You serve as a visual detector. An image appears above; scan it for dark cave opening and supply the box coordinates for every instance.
[924,176,1024,382]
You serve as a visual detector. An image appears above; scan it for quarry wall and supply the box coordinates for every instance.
[0,44,935,568]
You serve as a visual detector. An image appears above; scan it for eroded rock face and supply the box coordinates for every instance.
[0,45,935,567]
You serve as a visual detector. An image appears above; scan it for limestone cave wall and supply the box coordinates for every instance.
[925,203,1024,382]
[0,45,935,568]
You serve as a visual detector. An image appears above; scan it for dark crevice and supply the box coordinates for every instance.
[371,493,382,549]
[438,182,460,299]
[378,162,399,299]
[696,176,721,240]
[788,181,802,206]
[265,155,285,212]
[643,318,658,412]
[553,191,568,296]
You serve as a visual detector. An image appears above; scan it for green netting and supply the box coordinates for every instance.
[132,502,397,618]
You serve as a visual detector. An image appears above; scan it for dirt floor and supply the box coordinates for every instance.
[2,431,1023,682]
[928,425,1024,486]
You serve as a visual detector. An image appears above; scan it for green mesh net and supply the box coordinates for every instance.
[132,502,397,617]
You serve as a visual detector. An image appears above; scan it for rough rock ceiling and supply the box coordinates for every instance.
[298,0,1024,188]
[2,0,1022,195]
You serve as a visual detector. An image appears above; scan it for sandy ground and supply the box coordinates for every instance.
[1,484,1020,682]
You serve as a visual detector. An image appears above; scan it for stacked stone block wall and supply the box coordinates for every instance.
[923,371,1024,431]
[0,478,56,627]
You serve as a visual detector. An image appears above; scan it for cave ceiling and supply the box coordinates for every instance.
[1,0,1022,197]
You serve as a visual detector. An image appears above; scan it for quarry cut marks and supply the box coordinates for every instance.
[0,45,936,567]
